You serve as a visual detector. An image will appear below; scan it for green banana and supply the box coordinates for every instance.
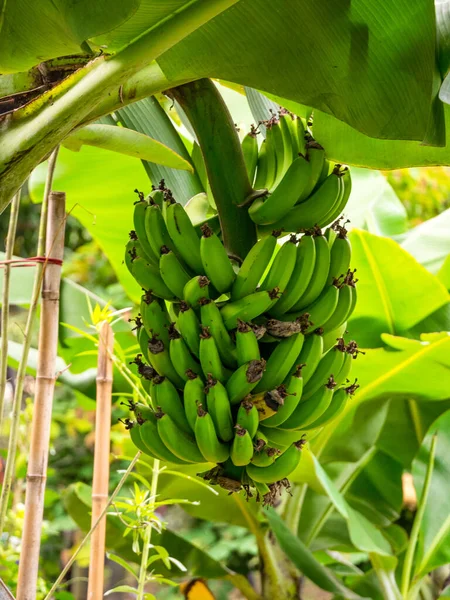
[262,365,304,427]
[152,375,191,433]
[231,232,278,300]
[254,139,269,190]
[231,425,254,466]
[135,326,151,363]
[147,334,184,389]
[270,233,316,316]
[168,323,201,381]
[200,224,236,294]
[291,232,331,310]
[148,187,165,209]
[129,400,154,423]
[156,412,205,463]
[263,122,278,191]
[128,420,152,455]
[294,116,306,157]
[286,283,339,334]
[159,247,191,299]
[298,141,326,201]
[315,159,334,192]
[200,299,237,368]
[220,288,280,330]
[259,237,297,304]
[302,380,359,430]
[241,127,259,185]
[278,111,296,173]
[281,376,336,430]
[183,275,211,309]
[253,332,304,393]
[251,441,280,467]
[195,405,230,463]
[327,224,351,284]
[127,252,176,301]
[270,118,287,186]
[144,201,176,261]
[176,301,201,357]
[236,399,259,438]
[205,375,234,442]
[236,320,260,366]
[226,359,266,404]
[199,326,228,383]
[132,195,155,265]
[267,170,343,233]
[324,168,352,225]
[321,283,353,333]
[301,338,346,401]
[140,291,171,347]
[294,331,324,386]
[183,370,205,432]
[139,418,191,464]
[259,426,305,449]
[246,442,302,483]
[165,201,204,274]
[248,156,312,225]
[334,349,353,387]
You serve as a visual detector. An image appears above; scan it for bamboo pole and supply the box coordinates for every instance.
[0,147,59,537]
[0,190,21,428]
[87,321,114,600]
[16,191,66,600]
[44,453,141,600]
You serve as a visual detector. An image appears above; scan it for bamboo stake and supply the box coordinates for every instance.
[0,191,21,428]
[16,191,66,600]
[87,321,114,600]
[44,453,141,600]
[0,147,59,537]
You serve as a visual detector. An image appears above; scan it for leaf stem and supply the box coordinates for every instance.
[44,452,141,600]
[0,190,20,427]
[0,147,59,538]
[167,79,257,259]
[401,434,437,598]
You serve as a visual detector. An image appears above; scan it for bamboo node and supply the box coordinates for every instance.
[96,376,113,384]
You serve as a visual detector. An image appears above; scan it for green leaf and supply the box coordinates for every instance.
[401,208,450,275]
[64,480,230,579]
[159,0,438,142]
[310,455,392,556]
[345,170,408,238]
[312,398,390,465]
[63,125,194,172]
[106,553,138,579]
[266,508,368,599]
[348,230,449,347]
[346,451,404,526]
[438,255,450,290]
[117,97,203,204]
[412,410,450,578]
[348,334,450,405]
[369,554,403,600]
[105,585,138,595]
[0,0,139,73]
[29,146,147,302]
[312,105,450,169]
[375,397,450,468]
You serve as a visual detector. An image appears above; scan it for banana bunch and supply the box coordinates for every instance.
[123,155,359,504]
[244,111,352,233]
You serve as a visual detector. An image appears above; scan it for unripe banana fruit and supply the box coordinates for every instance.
[124,146,358,502]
